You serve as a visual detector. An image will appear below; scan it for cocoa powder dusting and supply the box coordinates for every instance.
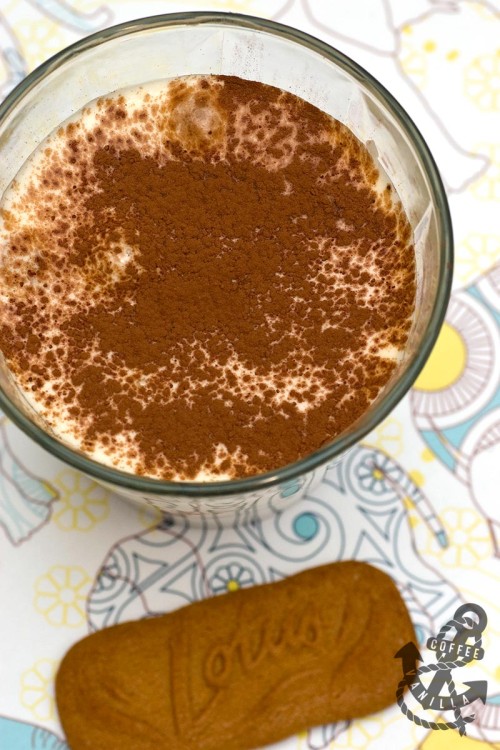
[0,75,416,480]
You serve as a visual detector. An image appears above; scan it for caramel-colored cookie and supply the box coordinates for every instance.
[56,561,414,749]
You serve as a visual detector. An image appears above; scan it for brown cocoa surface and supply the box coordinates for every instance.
[0,76,415,479]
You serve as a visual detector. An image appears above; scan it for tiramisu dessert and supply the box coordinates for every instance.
[0,75,416,481]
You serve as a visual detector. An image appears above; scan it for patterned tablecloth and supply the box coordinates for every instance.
[0,1,499,749]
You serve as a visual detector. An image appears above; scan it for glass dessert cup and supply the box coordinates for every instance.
[0,12,453,517]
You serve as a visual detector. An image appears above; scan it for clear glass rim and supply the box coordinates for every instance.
[0,11,453,498]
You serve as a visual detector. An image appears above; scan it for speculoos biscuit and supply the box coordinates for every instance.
[56,561,415,749]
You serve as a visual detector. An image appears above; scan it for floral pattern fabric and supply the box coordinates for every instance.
[0,2,499,750]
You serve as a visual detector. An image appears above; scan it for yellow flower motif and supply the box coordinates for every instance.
[34,565,91,627]
[53,470,109,531]
[419,721,491,749]
[408,470,424,488]
[421,447,435,463]
[20,659,57,721]
[400,40,428,89]
[296,730,307,748]
[426,508,490,567]
[457,233,500,283]
[368,417,404,458]
[471,143,500,201]
[211,563,255,594]
[465,52,500,110]
[332,716,386,748]
[137,505,163,529]
[15,19,69,71]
